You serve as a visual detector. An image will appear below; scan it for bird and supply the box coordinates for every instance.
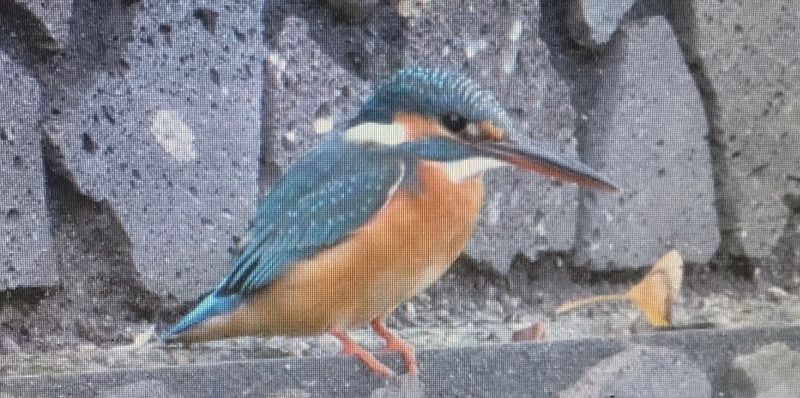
[162,67,617,377]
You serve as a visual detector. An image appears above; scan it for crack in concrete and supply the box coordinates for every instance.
[661,0,756,276]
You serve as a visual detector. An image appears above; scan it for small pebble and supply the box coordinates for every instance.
[766,286,790,302]
[511,322,547,342]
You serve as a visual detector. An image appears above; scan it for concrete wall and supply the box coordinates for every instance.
[0,0,797,373]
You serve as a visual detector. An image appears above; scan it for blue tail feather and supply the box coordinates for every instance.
[162,292,241,341]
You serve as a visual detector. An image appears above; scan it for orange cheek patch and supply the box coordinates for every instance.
[394,112,446,140]
[479,121,504,141]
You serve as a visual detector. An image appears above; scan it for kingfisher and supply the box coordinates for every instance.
[163,67,617,377]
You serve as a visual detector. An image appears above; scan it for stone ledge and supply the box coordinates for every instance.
[2,324,799,397]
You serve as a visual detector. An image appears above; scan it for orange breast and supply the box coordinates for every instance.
[186,162,484,341]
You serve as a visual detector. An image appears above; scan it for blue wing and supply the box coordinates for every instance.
[216,138,405,296]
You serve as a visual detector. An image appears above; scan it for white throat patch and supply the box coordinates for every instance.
[345,123,505,182]
[344,122,408,146]
[443,157,505,182]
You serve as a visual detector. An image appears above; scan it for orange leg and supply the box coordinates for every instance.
[330,328,394,377]
[370,319,419,375]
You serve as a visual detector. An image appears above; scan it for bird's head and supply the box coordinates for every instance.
[346,67,617,192]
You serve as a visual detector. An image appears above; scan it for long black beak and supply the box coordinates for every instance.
[469,140,619,193]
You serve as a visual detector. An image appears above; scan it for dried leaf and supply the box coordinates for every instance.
[625,250,683,327]
[112,325,156,351]
[555,293,628,314]
[556,250,684,328]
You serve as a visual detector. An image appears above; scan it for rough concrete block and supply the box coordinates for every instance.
[6,0,72,50]
[261,0,405,188]
[2,324,800,397]
[406,0,584,272]
[726,343,800,398]
[560,346,712,398]
[687,0,800,260]
[0,50,55,289]
[45,1,264,300]
[324,0,383,23]
[262,17,370,179]
[566,0,637,48]
[575,17,719,269]
[259,0,408,195]
[99,380,184,398]
[262,0,406,82]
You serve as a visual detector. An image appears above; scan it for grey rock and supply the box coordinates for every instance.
[4,0,72,50]
[263,17,370,181]
[325,0,383,23]
[567,0,638,48]
[262,0,406,82]
[99,380,183,398]
[369,375,425,398]
[726,343,800,398]
[259,0,406,190]
[560,345,712,398]
[0,50,55,289]
[266,389,311,398]
[406,0,583,272]
[575,17,719,269]
[5,324,800,398]
[688,0,800,260]
[45,1,264,299]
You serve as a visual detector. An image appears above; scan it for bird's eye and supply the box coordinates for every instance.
[441,113,468,133]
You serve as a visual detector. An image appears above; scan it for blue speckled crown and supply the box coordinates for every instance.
[354,67,514,133]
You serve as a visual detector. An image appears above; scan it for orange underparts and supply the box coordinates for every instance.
[331,320,419,377]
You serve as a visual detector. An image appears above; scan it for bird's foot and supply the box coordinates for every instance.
[371,320,419,376]
[331,328,395,377]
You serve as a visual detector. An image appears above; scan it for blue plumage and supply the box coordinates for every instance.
[163,139,405,340]
[163,293,241,338]
[164,67,537,342]
[352,67,514,133]
[219,132,509,299]
[217,139,405,296]
[163,67,616,379]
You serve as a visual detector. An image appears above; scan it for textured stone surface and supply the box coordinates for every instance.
[263,0,406,82]
[567,0,637,47]
[560,346,712,398]
[0,0,72,62]
[324,0,383,23]
[406,0,584,272]
[262,17,370,185]
[45,1,264,299]
[575,17,719,269]
[3,324,800,397]
[368,375,425,398]
[0,50,55,289]
[6,0,72,50]
[726,343,800,398]
[259,0,407,196]
[690,0,800,260]
[99,380,184,398]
